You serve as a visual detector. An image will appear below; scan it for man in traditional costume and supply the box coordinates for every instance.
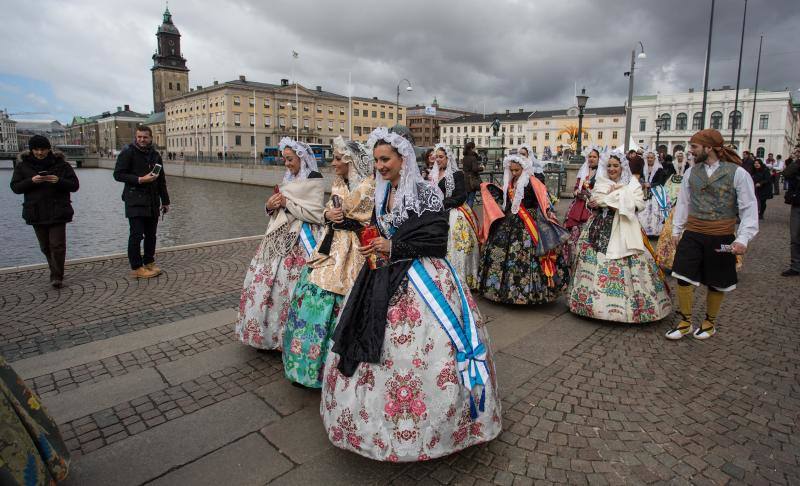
[665,129,758,340]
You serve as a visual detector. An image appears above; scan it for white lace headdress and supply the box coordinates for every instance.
[597,148,632,185]
[518,143,544,174]
[429,142,458,197]
[502,153,534,215]
[642,148,663,184]
[577,145,603,189]
[367,127,443,228]
[673,151,686,177]
[279,137,319,183]
[333,136,373,191]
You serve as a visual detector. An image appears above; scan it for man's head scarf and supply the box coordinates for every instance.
[689,129,742,166]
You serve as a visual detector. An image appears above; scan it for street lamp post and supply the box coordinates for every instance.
[396,79,412,122]
[624,42,647,152]
[655,118,663,154]
[576,88,589,157]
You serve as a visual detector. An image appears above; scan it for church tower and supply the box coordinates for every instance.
[151,7,189,113]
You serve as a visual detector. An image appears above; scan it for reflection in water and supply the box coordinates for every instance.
[1,168,274,267]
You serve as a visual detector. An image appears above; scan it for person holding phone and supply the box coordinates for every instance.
[10,135,80,288]
[113,126,170,279]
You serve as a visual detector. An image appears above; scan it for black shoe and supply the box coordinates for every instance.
[781,269,800,277]
[51,279,63,289]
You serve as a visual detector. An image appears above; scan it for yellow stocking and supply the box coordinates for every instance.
[676,284,694,332]
[705,290,724,328]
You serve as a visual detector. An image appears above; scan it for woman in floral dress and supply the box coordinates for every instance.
[429,143,481,289]
[569,150,672,323]
[655,152,689,271]
[235,138,326,350]
[478,154,570,305]
[563,147,600,268]
[638,150,669,236]
[282,138,374,387]
[322,127,501,462]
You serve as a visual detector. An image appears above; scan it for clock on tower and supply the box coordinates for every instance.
[151,6,189,113]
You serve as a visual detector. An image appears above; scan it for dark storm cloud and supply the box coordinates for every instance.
[1,0,797,120]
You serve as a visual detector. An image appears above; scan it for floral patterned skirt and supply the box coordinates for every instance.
[283,268,343,388]
[1,356,70,486]
[568,226,672,324]
[447,206,480,290]
[479,214,569,305]
[235,239,308,350]
[564,224,585,272]
[655,209,677,271]
[321,257,502,462]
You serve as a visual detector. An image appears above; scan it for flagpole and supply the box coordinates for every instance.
[292,51,299,140]
[253,88,257,165]
[348,72,353,140]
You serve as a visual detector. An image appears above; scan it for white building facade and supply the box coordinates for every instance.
[0,110,18,153]
[630,88,798,158]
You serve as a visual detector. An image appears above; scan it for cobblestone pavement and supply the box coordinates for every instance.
[4,198,799,485]
[0,238,258,361]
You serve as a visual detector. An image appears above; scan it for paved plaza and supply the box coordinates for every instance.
[1,198,798,485]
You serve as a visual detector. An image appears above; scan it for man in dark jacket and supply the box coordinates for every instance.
[10,135,80,288]
[113,126,170,278]
[782,148,800,276]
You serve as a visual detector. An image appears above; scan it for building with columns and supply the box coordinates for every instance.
[630,88,798,158]
[440,105,625,158]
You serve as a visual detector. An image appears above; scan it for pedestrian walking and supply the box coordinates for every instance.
[10,135,79,288]
[772,154,785,195]
[751,158,773,220]
[666,129,759,340]
[113,126,170,279]
[461,141,483,207]
[781,151,800,276]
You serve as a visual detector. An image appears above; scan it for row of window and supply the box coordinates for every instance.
[444,124,526,134]
[642,112,769,131]
[169,134,277,148]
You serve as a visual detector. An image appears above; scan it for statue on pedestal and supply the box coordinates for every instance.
[491,118,501,137]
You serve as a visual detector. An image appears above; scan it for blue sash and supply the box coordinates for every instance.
[652,186,671,220]
[299,222,317,258]
[407,259,489,419]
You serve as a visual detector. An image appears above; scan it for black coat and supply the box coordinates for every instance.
[438,170,468,209]
[752,169,773,200]
[648,167,668,186]
[113,144,170,218]
[10,151,79,225]
[461,153,483,192]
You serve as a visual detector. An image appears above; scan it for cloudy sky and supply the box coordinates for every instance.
[2,0,798,123]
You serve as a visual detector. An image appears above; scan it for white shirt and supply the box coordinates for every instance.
[775,159,785,171]
[672,160,759,247]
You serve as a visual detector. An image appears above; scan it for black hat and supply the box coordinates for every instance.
[29,135,52,151]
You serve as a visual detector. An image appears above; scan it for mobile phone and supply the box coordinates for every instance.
[715,244,733,253]
[38,171,50,176]
[332,195,342,208]
[151,164,163,176]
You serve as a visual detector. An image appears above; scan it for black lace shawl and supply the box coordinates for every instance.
[438,170,467,209]
[331,209,448,376]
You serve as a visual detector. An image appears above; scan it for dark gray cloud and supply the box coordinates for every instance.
[2,0,798,122]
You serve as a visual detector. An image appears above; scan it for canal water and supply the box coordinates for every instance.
[1,164,275,268]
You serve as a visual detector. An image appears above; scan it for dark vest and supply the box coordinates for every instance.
[688,161,738,221]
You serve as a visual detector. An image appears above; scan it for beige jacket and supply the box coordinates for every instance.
[591,177,646,260]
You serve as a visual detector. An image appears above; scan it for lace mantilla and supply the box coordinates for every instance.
[577,145,604,189]
[333,136,373,191]
[368,127,443,229]
[279,137,319,183]
[429,142,457,197]
[502,154,534,215]
[597,148,632,185]
[518,143,544,174]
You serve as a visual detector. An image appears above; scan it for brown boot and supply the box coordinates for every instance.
[144,262,162,276]
[130,267,158,279]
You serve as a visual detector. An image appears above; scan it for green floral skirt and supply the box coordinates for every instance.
[282,268,343,388]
